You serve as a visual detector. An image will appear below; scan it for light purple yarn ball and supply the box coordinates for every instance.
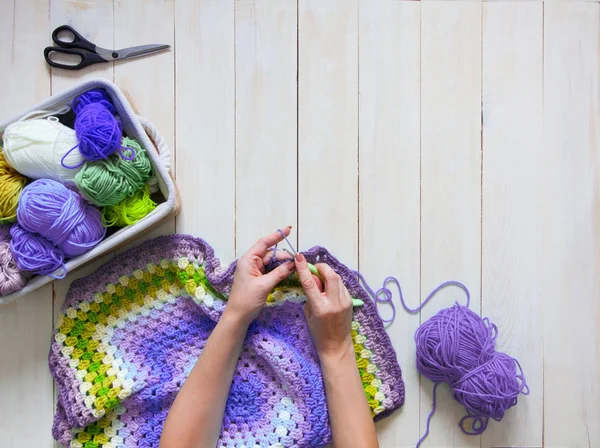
[17,179,105,258]
[9,224,65,278]
[0,225,31,296]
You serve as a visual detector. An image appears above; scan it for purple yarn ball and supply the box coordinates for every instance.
[72,88,115,115]
[17,179,105,258]
[9,224,65,278]
[74,102,123,162]
[0,225,31,295]
[0,224,9,241]
[59,205,105,257]
[415,304,529,435]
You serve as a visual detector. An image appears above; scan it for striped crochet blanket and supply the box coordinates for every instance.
[50,234,404,448]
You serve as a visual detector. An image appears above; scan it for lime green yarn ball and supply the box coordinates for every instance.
[101,184,157,227]
[75,137,153,207]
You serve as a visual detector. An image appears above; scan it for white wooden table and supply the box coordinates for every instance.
[1,1,599,447]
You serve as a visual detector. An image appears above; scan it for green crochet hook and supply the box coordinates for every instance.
[306,262,364,308]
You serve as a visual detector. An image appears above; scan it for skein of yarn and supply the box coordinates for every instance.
[0,148,27,224]
[63,102,125,169]
[0,225,31,295]
[9,224,66,279]
[17,179,105,258]
[2,117,83,186]
[101,184,156,227]
[75,137,153,207]
[72,88,116,115]
[356,274,529,447]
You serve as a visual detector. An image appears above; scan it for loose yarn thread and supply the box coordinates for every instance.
[9,224,66,279]
[356,274,529,447]
[0,148,27,224]
[0,225,31,295]
[17,179,105,258]
[1,117,82,186]
[75,137,153,207]
[101,184,156,227]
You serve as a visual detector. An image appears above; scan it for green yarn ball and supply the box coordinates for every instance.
[74,137,153,207]
[101,184,157,228]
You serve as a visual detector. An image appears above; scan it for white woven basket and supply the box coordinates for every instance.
[0,78,178,305]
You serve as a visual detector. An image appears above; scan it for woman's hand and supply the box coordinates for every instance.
[294,253,353,358]
[294,253,378,448]
[225,227,296,324]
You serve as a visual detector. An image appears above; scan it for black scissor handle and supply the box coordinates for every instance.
[44,47,108,71]
[52,25,96,53]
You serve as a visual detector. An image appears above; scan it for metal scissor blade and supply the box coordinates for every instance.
[98,44,170,61]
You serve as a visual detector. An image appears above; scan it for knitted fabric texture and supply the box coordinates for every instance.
[49,235,404,448]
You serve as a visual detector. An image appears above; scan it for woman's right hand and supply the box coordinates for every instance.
[294,253,354,358]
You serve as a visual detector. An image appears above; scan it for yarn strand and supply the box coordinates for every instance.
[355,271,471,322]
[416,382,439,448]
[357,272,528,447]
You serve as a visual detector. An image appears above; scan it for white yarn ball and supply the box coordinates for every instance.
[2,117,83,186]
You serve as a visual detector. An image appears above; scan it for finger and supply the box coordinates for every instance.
[313,274,324,292]
[262,249,293,266]
[295,253,323,304]
[248,226,292,257]
[314,263,340,297]
[262,260,296,290]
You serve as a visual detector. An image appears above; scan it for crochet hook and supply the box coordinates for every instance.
[306,262,364,308]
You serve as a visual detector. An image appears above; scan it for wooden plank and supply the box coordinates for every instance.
[298,0,358,266]
[481,3,543,446]
[50,0,114,93]
[420,2,482,446]
[358,1,421,446]
[174,0,235,262]
[114,0,176,242]
[235,0,297,255]
[0,0,54,446]
[543,4,600,447]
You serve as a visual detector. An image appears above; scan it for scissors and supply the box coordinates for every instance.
[44,25,170,71]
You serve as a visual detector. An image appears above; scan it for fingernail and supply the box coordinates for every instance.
[287,261,295,270]
[295,253,304,262]
[288,225,293,229]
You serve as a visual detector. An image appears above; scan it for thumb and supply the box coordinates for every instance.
[262,260,295,290]
[295,253,322,305]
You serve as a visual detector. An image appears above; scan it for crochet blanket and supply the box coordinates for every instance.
[50,235,404,448]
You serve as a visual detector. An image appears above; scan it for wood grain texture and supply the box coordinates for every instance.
[0,1,54,447]
[420,2,482,446]
[174,0,235,263]
[543,4,600,447]
[358,1,421,446]
[113,0,176,243]
[235,0,297,255]
[49,0,114,92]
[481,3,543,446]
[3,1,600,447]
[298,0,359,265]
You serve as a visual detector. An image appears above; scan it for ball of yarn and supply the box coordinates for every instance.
[0,148,27,224]
[72,102,123,165]
[9,224,65,278]
[75,137,153,207]
[102,184,156,227]
[17,179,106,258]
[2,117,83,186]
[72,88,115,115]
[415,304,529,435]
[0,225,31,295]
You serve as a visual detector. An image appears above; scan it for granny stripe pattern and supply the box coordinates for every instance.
[49,235,404,448]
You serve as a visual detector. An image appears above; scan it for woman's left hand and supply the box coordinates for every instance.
[225,227,296,324]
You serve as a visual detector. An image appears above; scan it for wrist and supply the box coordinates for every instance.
[317,338,355,365]
[221,307,252,330]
